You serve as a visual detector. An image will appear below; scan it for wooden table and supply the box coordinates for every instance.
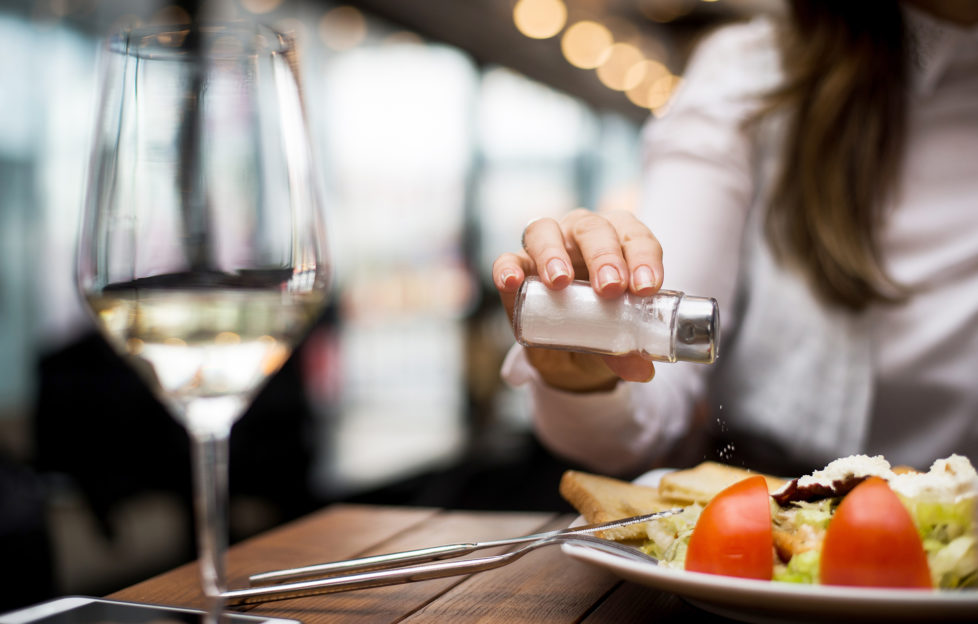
[111,503,735,623]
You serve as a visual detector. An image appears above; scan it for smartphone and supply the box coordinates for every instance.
[0,597,300,624]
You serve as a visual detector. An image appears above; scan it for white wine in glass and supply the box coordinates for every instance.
[76,22,330,617]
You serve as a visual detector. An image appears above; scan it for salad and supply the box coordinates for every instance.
[641,454,978,589]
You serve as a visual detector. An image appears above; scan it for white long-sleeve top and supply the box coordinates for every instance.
[502,8,978,476]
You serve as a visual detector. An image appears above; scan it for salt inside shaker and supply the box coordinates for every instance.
[513,276,719,363]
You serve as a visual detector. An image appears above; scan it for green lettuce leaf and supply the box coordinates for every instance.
[774,549,820,584]
[641,503,702,568]
[900,496,978,589]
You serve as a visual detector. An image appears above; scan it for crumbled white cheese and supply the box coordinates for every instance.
[774,453,978,503]
[794,454,895,489]
[889,454,978,502]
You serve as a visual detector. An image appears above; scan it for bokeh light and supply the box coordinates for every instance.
[648,74,683,116]
[560,21,612,69]
[595,42,645,91]
[319,5,367,52]
[625,59,670,107]
[513,0,567,40]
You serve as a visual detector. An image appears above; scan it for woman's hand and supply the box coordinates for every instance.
[492,209,664,392]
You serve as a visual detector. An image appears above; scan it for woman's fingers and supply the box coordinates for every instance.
[492,252,530,293]
[498,210,663,299]
[526,349,621,392]
[492,215,575,321]
[520,217,574,288]
[603,210,664,296]
[561,209,629,297]
[560,209,663,297]
[492,251,532,320]
[602,354,656,383]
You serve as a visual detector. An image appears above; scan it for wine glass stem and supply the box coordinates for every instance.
[187,398,239,621]
[192,430,229,592]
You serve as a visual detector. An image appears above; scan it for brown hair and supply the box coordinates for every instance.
[763,1,909,310]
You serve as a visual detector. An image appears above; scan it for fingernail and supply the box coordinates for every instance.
[546,258,570,284]
[597,265,622,290]
[500,269,519,289]
[633,265,655,291]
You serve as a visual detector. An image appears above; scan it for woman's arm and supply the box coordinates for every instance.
[498,18,782,475]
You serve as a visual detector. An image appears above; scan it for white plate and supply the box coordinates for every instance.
[561,469,978,624]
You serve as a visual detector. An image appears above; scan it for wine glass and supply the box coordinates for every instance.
[76,21,330,617]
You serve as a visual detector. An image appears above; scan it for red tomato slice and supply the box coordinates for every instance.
[820,476,931,589]
[685,475,773,580]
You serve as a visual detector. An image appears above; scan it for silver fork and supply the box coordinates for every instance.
[247,508,680,588]
[223,509,680,606]
[222,533,662,606]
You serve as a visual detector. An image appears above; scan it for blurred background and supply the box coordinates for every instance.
[0,0,777,610]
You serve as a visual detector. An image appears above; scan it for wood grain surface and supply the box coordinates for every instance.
[108,503,732,623]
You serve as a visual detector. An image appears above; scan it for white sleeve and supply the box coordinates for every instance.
[502,18,782,476]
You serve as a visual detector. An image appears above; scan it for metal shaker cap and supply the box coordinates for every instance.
[675,295,719,363]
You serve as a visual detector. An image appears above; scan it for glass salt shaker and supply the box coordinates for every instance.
[513,276,719,363]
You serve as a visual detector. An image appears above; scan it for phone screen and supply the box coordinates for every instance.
[1,599,293,624]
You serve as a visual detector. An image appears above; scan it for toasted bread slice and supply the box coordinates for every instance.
[560,462,788,540]
[559,470,677,540]
[657,461,788,504]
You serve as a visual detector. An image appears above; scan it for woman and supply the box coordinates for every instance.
[493,1,978,477]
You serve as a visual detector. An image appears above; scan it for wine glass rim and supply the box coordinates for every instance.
[106,21,292,60]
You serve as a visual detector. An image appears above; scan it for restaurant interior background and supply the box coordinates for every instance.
[0,0,777,609]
